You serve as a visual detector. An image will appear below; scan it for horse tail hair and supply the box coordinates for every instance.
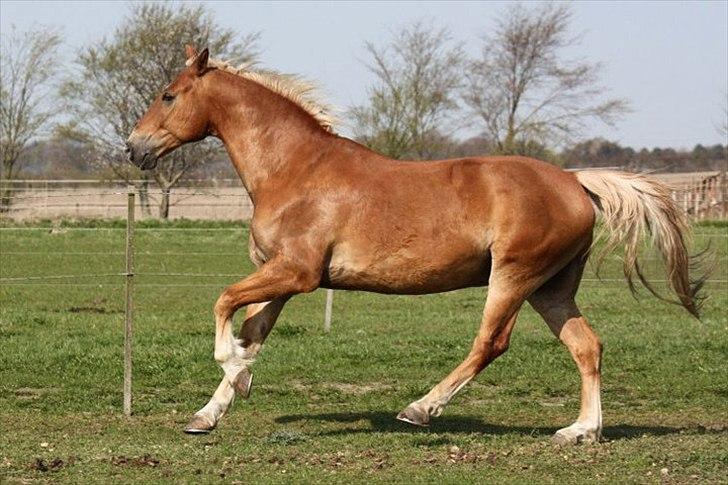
[574,170,708,319]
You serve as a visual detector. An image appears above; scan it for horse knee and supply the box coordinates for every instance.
[214,291,235,321]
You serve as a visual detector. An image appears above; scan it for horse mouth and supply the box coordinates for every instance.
[126,134,161,170]
[126,146,159,170]
[137,152,158,170]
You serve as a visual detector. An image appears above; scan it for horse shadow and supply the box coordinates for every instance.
[275,411,723,441]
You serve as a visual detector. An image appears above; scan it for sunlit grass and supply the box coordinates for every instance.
[0,221,726,482]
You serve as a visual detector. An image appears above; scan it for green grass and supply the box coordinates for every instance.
[1,220,726,483]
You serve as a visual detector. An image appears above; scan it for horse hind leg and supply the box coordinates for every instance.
[184,297,288,434]
[528,258,603,445]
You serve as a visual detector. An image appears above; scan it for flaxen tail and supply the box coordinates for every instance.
[575,170,707,318]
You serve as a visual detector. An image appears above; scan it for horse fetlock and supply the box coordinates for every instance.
[220,355,247,377]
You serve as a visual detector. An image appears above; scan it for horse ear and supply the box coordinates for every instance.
[185,44,198,61]
[193,48,209,76]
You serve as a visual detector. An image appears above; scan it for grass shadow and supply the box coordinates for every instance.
[604,423,726,440]
[276,411,723,441]
[276,411,556,437]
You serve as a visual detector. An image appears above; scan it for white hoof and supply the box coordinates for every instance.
[184,414,216,434]
[553,423,601,445]
[396,405,430,427]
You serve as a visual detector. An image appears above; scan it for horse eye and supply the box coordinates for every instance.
[162,92,175,102]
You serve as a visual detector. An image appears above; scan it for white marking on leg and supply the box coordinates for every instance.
[580,374,603,432]
[214,316,256,383]
[193,377,236,427]
[556,372,602,444]
[220,340,256,383]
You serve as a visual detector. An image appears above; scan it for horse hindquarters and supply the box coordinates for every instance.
[396,167,598,429]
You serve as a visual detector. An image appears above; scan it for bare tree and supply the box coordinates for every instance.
[59,3,259,217]
[350,22,464,159]
[463,3,629,156]
[0,25,62,211]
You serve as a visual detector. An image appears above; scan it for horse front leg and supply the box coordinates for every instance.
[185,257,320,433]
[184,298,288,433]
[397,285,524,426]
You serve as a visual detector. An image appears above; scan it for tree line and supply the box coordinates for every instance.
[2,2,726,217]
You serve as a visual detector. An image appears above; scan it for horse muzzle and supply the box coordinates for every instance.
[125,135,159,170]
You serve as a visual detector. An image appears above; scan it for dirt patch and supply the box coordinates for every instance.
[446,445,482,464]
[295,451,350,469]
[30,457,72,473]
[68,297,118,314]
[68,306,113,314]
[236,449,392,472]
[356,449,391,471]
[411,446,496,467]
[14,387,58,400]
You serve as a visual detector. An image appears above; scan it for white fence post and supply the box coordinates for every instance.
[324,289,334,333]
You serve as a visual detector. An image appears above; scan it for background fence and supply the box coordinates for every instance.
[1,170,726,221]
[655,170,727,220]
[0,178,253,220]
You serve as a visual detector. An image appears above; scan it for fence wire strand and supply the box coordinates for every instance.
[0,273,127,282]
[3,190,249,200]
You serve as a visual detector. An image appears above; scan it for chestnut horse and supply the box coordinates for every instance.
[127,46,704,444]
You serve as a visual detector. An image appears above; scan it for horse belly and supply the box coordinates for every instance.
[325,240,491,294]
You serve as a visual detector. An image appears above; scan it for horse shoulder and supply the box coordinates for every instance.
[249,196,334,267]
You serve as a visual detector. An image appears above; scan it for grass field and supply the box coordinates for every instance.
[1,219,726,483]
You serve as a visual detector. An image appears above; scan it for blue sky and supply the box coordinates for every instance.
[1,0,727,150]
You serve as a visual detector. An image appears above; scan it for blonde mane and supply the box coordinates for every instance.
[188,57,337,132]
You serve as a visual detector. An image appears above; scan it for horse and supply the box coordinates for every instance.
[126,46,704,444]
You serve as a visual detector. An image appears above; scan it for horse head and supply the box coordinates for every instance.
[126,45,211,170]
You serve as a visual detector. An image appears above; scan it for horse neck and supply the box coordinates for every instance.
[207,74,334,204]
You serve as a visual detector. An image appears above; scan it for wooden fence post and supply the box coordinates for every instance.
[123,186,135,416]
